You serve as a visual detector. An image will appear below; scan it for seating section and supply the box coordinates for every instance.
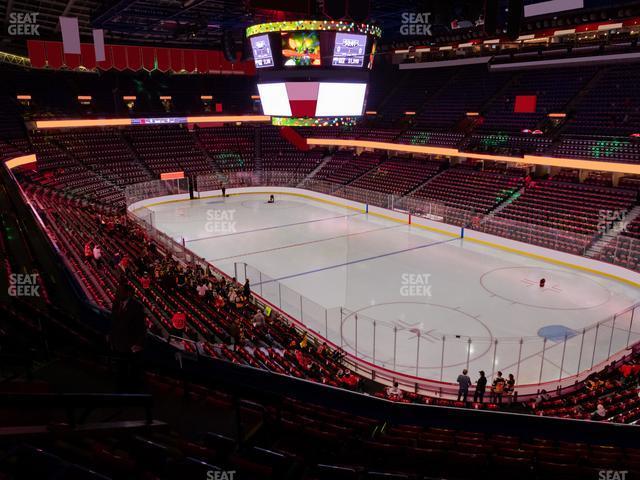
[413,67,513,129]
[320,151,384,185]
[532,356,640,423]
[350,157,443,195]
[260,126,325,174]
[464,133,553,155]
[25,188,349,388]
[49,129,154,187]
[196,125,256,172]
[564,64,640,136]
[478,67,598,132]
[550,137,640,164]
[397,130,464,147]
[376,68,455,122]
[125,125,212,176]
[3,370,640,479]
[26,133,125,208]
[490,179,637,254]
[411,165,523,214]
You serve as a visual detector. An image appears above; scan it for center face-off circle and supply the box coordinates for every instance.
[480,266,612,310]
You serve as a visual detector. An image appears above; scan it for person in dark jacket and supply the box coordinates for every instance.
[474,370,487,403]
[110,281,147,392]
[456,369,472,403]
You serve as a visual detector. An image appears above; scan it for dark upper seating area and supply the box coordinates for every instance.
[413,67,512,129]
[564,64,640,136]
[478,67,598,133]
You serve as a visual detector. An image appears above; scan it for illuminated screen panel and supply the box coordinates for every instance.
[257,83,292,116]
[281,31,321,67]
[315,83,367,117]
[524,0,584,17]
[332,33,367,68]
[250,34,274,68]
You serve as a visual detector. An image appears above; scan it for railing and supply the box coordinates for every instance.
[237,260,640,397]
[125,174,640,397]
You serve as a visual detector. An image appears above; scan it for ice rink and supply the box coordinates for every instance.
[141,192,640,386]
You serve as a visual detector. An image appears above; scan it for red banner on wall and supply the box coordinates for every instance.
[25,41,254,75]
[27,40,46,68]
[127,46,142,71]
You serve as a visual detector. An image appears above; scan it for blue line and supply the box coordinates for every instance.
[186,212,362,243]
[253,236,460,286]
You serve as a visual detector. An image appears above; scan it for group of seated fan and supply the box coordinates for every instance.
[530,355,640,423]
[30,188,362,393]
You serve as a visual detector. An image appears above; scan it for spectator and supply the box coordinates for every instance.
[140,271,151,290]
[171,310,186,338]
[506,373,516,399]
[492,372,506,404]
[456,369,472,403]
[84,241,93,262]
[387,381,403,401]
[243,278,251,298]
[592,403,607,421]
[474,370,487,403]
[252,309,265,327]
[196,281,208,298]
[109,281,147,392]
[92,244,103,267]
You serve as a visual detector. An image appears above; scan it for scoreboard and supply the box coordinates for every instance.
[246,20,380,71]
[246,21,381,123]
[332,33,367,68]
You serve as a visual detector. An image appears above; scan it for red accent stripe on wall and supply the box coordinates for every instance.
[127,46,142,71]
[26,41,254,75]
[170,48,183,72]
[141,47,155,71]
[27,40,46,68]
[156,48,170,72]
[80,43,96,69]
[196,50,208,72]
[97,45,113,70]
[45,41,64,69]
[183,49,196,73]
[112,45,127,70]
[64,53,81,69]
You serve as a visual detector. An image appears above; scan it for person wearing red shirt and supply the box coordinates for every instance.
[140,272,151,290]
[171,310,186,338]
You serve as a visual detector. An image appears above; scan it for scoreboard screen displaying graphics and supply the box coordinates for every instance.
[246,21,380,71]
[332,33,367,68]
[250,34,274,68]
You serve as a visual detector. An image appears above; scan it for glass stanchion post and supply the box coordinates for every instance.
[538,338,547,384]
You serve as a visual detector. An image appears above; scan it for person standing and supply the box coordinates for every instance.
[474,371,487,403]
[243,278,251,298]
[492,371,506,404]
[456,369,472,403]
[110,282,147,392]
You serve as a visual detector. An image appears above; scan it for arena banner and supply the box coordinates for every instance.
[25,41,256,75]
